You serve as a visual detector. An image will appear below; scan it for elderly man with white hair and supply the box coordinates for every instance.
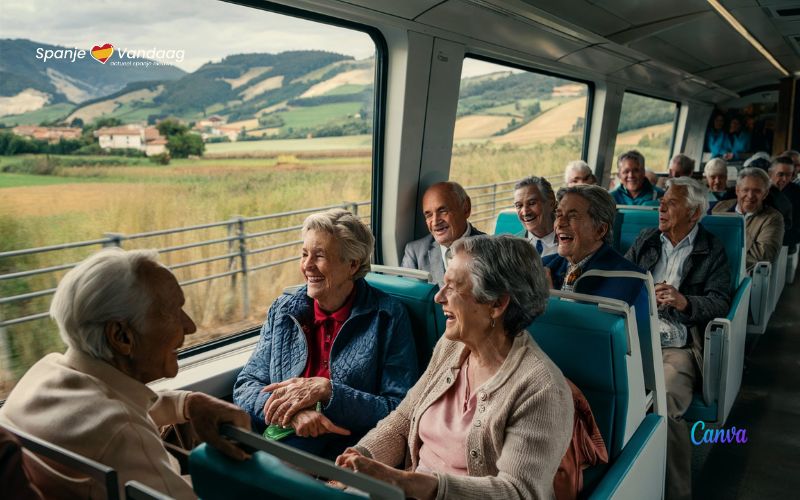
[703,158,734,210]
[713,167,784,271]
[563,160,596,187]
[0,248,251,499]
[625,177,731,500]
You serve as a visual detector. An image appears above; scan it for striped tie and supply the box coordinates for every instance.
[563,266,582,291]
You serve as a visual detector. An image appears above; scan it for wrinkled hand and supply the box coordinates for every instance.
[655,283,688,312]
[336,450,437,500]
[291,410,350,438]
[185,392,251,461]
[262,377,332,426]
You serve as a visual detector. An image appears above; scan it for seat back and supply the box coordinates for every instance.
[493,209,523,235]
[574,270,667,417]
[2,424,120,500]
[612,207,658,255]
[190,444,363,500]
[529,292,646,460]
[698,214,746,292]
[365,267,444,370]
[190,426,404,500]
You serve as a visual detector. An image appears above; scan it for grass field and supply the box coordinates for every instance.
[277,102,362,129]
[0,103,74,126]
[205,135,372,154]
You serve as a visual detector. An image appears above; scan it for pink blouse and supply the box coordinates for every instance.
[416,360,477,476]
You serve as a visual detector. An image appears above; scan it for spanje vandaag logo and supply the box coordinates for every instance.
[91,43,114,64]
[34,43,184,66]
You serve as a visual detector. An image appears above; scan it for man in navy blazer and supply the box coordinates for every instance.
[401,182,485,286]
[543,185,645,306]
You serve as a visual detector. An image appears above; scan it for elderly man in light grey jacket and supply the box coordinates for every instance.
[401,181,485,285]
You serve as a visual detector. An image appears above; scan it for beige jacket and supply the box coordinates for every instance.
[356,332,573,500]
[0,349,195,500]
[712,200,784,270]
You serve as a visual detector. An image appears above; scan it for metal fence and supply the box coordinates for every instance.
[0,176,563,329]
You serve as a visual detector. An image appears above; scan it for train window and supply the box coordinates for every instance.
[0,0,382,397]
[449,57,590,232]
[613,92,678,173]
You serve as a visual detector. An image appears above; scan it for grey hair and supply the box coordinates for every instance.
[665,177,709,219]
[564,160,592,184]
[514,176,555,206]
[736,167,770,190]
[769,155,794,173]
[451,235,548,335]
[49,248,160,361]
[617,149,646,170]
[704,158,727,177]
[302,208,373,280]
[670,154,696,176]
[556,185,616,243]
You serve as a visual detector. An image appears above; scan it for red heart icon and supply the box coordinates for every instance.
[91,43,114,64]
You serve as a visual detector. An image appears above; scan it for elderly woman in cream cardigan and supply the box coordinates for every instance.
[337,235,573,499]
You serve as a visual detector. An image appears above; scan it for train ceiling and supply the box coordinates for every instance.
[337,0,800,102]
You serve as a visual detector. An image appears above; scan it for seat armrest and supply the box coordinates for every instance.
[748,261,771,332]
[701,278,750,425]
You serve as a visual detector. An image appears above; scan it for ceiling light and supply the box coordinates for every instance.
[707,0,789,77]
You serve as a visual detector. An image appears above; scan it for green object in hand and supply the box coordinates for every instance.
[262,401,324,441]
[263,424,295,441]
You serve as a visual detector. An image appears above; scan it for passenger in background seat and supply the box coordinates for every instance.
[337,235,574,499]
[625,178,731,500]
[401,181,486,286]
[564,160,596,186]
[543,185,645,304]
[744,154,793,235]
[769,156,800,251]
[513,176,558,258]
[610,150,664,205]
[0,248,251,500]
[713,168,784,271]
[668,154,696,178]
[234,209,417,460]
[783,150,800,185]
[703,158,734,211]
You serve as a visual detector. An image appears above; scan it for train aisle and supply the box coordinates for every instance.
[693,276,800,498]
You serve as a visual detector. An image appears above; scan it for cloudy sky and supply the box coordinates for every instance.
[0,0,376,72]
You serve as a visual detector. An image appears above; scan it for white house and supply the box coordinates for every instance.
[94,125,167,156]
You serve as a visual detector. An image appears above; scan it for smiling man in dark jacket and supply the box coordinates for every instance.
[625,177,731,500]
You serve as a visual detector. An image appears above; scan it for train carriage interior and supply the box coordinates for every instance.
[1,0,800,498]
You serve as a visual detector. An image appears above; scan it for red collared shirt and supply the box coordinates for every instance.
[302,290,356,379]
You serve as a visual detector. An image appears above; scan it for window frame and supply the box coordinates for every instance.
[615,90,681,171]
[177,0,389,357]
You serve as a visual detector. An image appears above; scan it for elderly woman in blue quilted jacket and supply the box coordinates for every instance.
[233,208,417,459]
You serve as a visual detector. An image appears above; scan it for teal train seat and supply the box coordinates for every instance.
[613,209,752,427]
[189,425,403,500]
[190,444,362,500]
[612,206,659,255]
[365,265,445,371]
[530,291,666,498]
[574,270,667,417]
[493,209,523,235]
